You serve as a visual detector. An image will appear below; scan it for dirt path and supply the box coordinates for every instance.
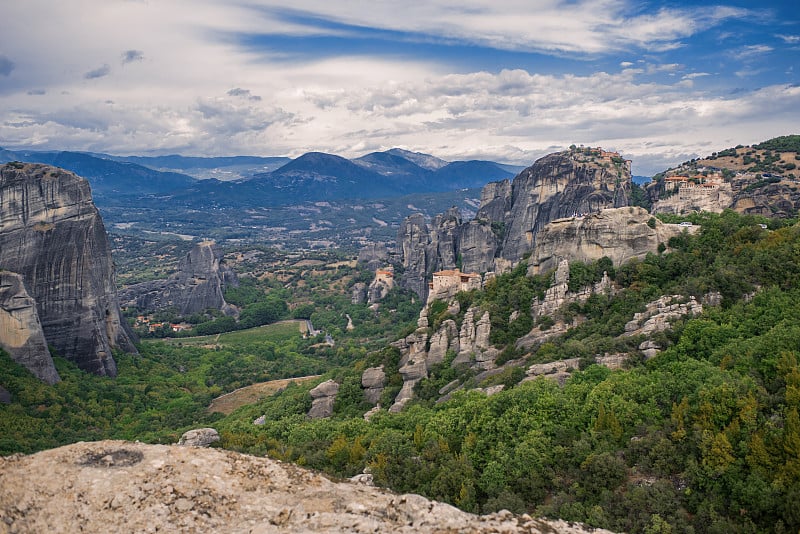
[207,375,321,414]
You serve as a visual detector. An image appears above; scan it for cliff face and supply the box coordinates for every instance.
[120,241,238,316]
[396,149,632,298]
[0,271,60,384]
[0,163,137,377]
[528,207,684,275]
[500,150,630,261]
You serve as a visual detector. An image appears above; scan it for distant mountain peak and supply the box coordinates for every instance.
[386,148,449,171]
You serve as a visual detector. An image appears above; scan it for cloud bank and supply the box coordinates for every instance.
[0,0,797,176]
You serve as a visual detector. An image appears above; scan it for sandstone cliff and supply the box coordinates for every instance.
[0,440,608,533]
[0,163,136,377]
[0,271,60,384]
[500,149,630,262]
[396,148,632,298]
[527,206,683,275]
[120,241,238,316]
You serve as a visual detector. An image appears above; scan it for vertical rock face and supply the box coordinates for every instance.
[527,207,682,276]
[500,151,630,262]
[120,241,238,316]
[0,271,60,384]
[458,221,499,274]
[395,149,632,298]
[396,213,434,299]
[0,163,137,377]
[476,179,512,223]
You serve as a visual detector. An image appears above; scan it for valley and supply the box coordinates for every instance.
[2,136,800,533]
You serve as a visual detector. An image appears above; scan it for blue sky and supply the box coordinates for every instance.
[0,0,798,175]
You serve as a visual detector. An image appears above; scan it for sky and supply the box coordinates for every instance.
[0,0,798,176]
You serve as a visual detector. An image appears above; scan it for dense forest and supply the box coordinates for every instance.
[2,209,800,533]
[213,210,800,533]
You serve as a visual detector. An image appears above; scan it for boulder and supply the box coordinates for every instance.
[361,366,386,405]
[177,428,220,447]
[308,379,339,419]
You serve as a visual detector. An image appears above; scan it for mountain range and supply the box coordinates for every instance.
[0,147,522,208]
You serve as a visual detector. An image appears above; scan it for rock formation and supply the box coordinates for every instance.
[0,163,137,377]
[0,440,608,533]
[361,366,385,405]
[308,379,339,419]
[623,295,703,339]
[395,148,633,299]
[356,242,389,271]
[454,307,496,368]
[527,207,682,275]
[0,271,60,384]
[120,241,238,316]
[351,282,367,304]
[395,209,465,300]
[177,428,221,447]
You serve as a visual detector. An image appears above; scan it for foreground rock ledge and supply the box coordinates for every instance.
[0,440,611,533]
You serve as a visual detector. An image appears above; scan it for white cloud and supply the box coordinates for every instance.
[732,44,774,60]
[777,34,800,44]
[0,0,795,177]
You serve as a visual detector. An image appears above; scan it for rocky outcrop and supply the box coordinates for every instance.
[476,179,512,222]
[308,379,339,419]
[0,163,137,377]
[500,150,630,262]
[177,428,220,447]
[120,241,238,316]
[389,329,430,413]
[356,243,389,270]
[524,358,581,386]
[646,163,800,219]
[0,271,59,384]
[527,207,682,275]
[396,213,436,299]
[351,282,367,304]
[427,319,459,366]
[396,148,632,298]
[367,278,392,305]
[361,366,385,405]
[454,307,496,368]
[0,440,609,534]
[623,295,703,338]
[458,220,500,274]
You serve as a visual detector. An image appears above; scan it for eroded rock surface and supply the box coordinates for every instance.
[120,241,239,316]
[361,366,386,405]
[308,379,339,419]
[528,207,683,276]
[0,440,611,534]
[177,428,220,448]
[0,271,59,384]
[0,163,136,377]
[396,148,633,298]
